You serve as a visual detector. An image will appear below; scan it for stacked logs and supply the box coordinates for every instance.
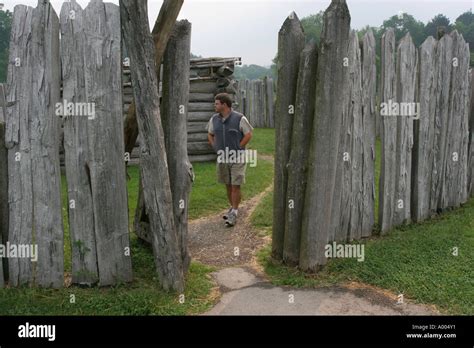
[123,57,241,163]
[187,57,241,162]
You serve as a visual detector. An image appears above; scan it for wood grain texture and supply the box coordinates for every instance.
[6,2,63,287]
[360,30,377,238]
[60,0,132,286]
[379,28,397,234]
[272,12,305,261]
[161,20,194,274]
[283,40,318,265]
[299,0,351,271]
[120,0,185,292]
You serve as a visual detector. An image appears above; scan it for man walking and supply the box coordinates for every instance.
[207,93,253,227]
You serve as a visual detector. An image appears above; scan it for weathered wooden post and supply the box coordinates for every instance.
[379,28,397,234]
[123,0,184,159]
[469,70,474,197]
[264,76,274,128]
[283,40,318,265]
[360,30,377,238]
[443,31,470,208]
[60,0,133,286]
[299,0,351,271]
[412,36,437,222]
[340,30,364,242]
[272,12,305,261]
[393,33,417,226]
[0,84,6,288]
[120,0,185,292]
[5,2,63,287]
[161,20,194,274]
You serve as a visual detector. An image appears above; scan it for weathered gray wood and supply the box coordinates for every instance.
[161,20,194,273]
[430,34,453,213]
[31,2,63,288]
[190,80,217,94]
[188,112,214,122]
[341,30,364,242]
[264,76,275,128]
[188,132,209,143]
[216,65,234,78]
[0,86,8,284]
[332,30,356,243]
[272,11,305,261]
[188,103,215,112]
[443,31,470,208]
[379,28,397,234]
[120,0,185,292]
[469,70,474,197]
[5,5,33,286]
[283,40,318,265]
[189,93,214,102]
[60,0,97,286]
[0,122,6,287]
[0,84,5,123]
[393,33,416,226]
[187,142,213,154]
[187,121,210,134]
[6,2,63,287]
[360,30,376,237]
[299,0,351,271]
[60,0,132,286]
[412,36,437,222]
[123,0,184,160]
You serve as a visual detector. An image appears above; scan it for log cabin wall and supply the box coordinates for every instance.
[123,57,242,163]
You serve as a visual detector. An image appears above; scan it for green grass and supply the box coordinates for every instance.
[252,137,474,315]
[0,170,217,316]
[0,127,275,315]
[246,128,275,156]
[186,127,275,219]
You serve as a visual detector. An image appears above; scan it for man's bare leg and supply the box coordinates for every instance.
[226,184,232,206]
[231,185,241,210]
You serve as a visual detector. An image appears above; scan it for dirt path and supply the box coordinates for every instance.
[188,184,272,269]
[188,157,438,315]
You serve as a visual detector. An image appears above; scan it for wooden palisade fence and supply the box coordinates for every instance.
[5,1,64,287]
[1,0,191,291]
[60,0,132,286]
[273,0,472,272]
[236,77,275,128]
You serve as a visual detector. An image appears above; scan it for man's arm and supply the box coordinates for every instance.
[240,131,252,148]
[208,132,215,146]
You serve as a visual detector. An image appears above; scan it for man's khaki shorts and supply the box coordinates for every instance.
[217,162,247,185]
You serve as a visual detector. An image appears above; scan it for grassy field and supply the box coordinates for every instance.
[0,128,275,315]
[252,136,474,315]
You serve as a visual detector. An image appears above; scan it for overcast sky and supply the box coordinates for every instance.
[2,0,473,66]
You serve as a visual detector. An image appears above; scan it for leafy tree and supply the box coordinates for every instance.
[455,10,474,66]
[381,13,426,46]
[0,9,12,82]
[300,11,324,44]
[424,14,453,38]
[234,64,274,80]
